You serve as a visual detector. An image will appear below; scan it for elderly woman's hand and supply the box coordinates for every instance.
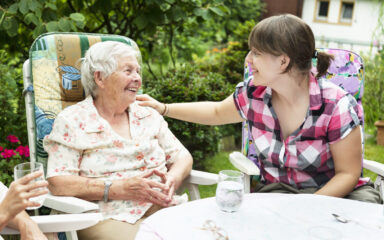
[136,94,165,115]
[163,173,180,201]
[111,169,172,207]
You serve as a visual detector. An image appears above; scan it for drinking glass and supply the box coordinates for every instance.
[14,162,47,210]
[215,170,244,212]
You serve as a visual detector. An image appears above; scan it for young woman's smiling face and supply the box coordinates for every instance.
[245,48,285,87]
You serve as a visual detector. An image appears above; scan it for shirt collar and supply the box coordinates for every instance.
[83,95,151,133]
[261,73,322,110]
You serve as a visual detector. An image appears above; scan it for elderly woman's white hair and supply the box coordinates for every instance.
[80,41,141,97]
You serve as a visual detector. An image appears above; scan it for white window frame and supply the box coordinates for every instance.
[339,0,355,24]
[315,0,330,22]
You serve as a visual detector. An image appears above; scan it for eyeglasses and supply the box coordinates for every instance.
[200,220,229,240]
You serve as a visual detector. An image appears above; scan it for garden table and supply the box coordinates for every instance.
[136,193,384,240]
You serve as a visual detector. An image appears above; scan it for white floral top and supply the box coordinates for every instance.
[43,96,186,223]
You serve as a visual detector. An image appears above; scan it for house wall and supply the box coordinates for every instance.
[301,0,381,55]
[262,0,304,18]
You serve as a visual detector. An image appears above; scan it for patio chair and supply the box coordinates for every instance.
[22,32,218,240]
[1,212,102,238]
[229,48,384,200]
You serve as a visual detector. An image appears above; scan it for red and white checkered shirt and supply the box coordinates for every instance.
[234,73,364,188]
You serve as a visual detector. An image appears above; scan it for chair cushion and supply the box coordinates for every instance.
[29,32,138,165]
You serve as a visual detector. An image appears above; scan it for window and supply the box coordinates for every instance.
[316,0,330,21]
[340,1,354,23]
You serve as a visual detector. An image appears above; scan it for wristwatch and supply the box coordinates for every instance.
[103,180,113,203]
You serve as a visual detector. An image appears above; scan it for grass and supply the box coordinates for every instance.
[198,151,237,198]
[199,138,384,198]
[363,137,384,180]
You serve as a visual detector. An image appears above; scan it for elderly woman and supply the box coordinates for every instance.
[43,41,193,240]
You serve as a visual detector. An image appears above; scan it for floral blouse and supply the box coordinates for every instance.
[44,96,187,223]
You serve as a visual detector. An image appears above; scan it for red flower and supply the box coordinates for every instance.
[6,135,20,143]
[23,146,30,157]
[0,146,3,152]
[15,146,30,157]
[1,149,16,158]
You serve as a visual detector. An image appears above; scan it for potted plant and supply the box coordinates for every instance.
[375,120,384,146]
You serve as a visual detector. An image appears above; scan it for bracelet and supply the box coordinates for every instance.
[161,103,169,116]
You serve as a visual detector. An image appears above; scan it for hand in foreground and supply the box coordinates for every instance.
[136,94,165,114]
[113,169,172,207]
[18,216,48,240]
[0,171,48,222]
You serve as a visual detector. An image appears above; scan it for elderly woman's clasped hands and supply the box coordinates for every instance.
[114,169,178,207]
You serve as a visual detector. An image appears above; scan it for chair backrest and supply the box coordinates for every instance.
[23,32,139,169]
[241,48,365,167]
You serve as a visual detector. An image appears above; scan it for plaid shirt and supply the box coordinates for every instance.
[234,74,363,188]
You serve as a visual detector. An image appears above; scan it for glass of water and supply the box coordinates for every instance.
[216,170,244,213]
[14,162,48,210]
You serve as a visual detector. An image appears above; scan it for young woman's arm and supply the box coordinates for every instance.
[137,94,244,125]
[315,127,362,197]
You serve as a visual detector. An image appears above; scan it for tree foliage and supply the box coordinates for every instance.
[0,0,264,169]
[0,0,233,61]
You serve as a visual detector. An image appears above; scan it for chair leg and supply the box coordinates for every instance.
[374,175,384,202]
[187,183,201,200]
[65,231,78,240]
[244,174,251,194]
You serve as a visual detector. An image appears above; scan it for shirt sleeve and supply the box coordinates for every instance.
[233,81,250,119]
[156,116,186,165]
[43,114,82,178]
[327,94,363,144]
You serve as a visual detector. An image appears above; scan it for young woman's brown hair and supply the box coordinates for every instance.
[248,14,333,78]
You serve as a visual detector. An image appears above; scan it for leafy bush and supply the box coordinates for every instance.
[0,50,27,143]
[143,65,234,170]
[194,20,256,85]
[363,51,384,127]
[189,20,257,147]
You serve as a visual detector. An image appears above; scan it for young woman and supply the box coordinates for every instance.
[137,14,381,203]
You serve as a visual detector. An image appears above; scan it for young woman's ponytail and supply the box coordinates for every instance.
[315,51,334,78]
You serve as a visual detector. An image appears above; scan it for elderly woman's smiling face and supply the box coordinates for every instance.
[101,56,142,106]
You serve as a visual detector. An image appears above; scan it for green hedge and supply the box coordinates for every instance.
[0,50,28,186]
[143,65,234,170]
[363,51,384,128]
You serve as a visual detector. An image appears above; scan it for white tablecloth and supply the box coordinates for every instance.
[136,193,384,240]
